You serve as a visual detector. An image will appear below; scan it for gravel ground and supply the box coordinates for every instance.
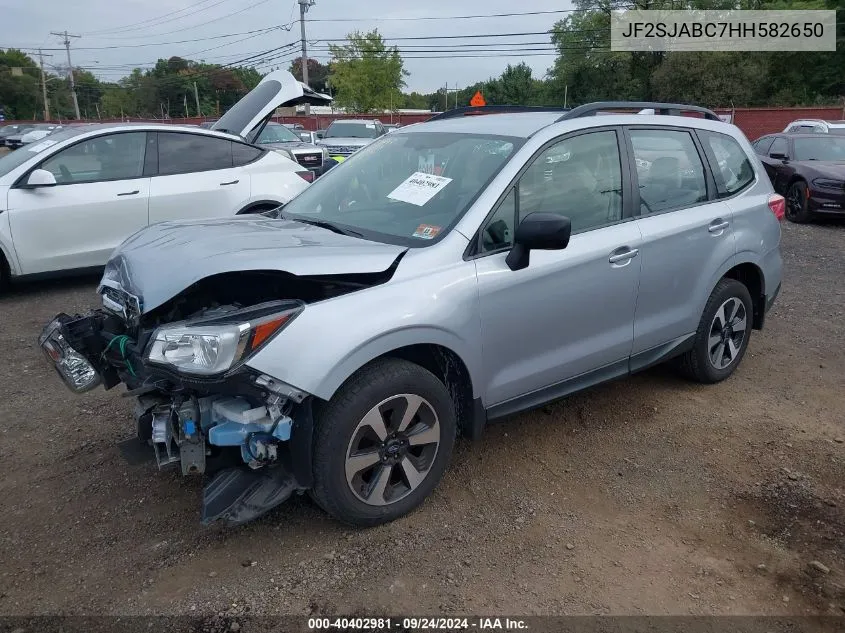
[0,221,843,617]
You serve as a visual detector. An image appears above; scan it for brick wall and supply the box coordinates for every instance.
[714,107,845,141]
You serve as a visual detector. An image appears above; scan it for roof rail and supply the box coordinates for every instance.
[428,105,571,121]
[557,101,720,122]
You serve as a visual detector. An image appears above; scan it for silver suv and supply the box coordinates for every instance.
[40,101,784,528]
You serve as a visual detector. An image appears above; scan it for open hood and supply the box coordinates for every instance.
[100,217,407,314]
[211,70,332,140]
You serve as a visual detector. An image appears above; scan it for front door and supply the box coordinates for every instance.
[474,129,642,409]
[7,131,150,274]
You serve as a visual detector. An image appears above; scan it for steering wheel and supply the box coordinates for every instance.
[58,165,72,182]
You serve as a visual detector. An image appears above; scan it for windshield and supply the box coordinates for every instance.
[0,127,89,178]
[325,122,380,139]
[256,123,301,144]
[281,131,521,246]
[793,136,845,161]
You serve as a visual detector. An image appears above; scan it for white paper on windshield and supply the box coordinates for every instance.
[365,123,375,129]
[27,139,57,153]
[387,172,453,207]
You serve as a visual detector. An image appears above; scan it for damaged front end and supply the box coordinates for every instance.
[40,298,315,526]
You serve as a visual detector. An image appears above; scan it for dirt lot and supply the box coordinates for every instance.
[0,221,843,618]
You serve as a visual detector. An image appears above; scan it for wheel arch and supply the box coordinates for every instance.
[314,338,483,440]
[235,200,284,215]
[721,261,765,329]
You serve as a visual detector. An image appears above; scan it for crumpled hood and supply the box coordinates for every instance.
[101,217,407,314]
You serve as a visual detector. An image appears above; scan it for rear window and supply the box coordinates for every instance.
[700,131,755,196]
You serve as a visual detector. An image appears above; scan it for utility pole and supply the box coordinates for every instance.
[194,82,201,117]
[38,49,52,121]
[298,0,315,115]
[51,31,81,119]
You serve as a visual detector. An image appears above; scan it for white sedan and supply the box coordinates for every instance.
[0,70,331,286]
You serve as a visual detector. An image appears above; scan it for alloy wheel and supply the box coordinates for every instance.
[786,185,803,220]
[707,297,747,370]
[344,394,441,506]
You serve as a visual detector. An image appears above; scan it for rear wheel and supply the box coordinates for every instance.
[677,278,753,384]
[785,181,811,223]
[311,358,456,526]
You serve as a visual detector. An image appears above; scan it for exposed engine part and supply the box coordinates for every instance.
[151,406,180,469]
[255,374,307,403]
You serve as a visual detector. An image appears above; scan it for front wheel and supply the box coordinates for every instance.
[310,358,457,526]
[677,278,753,384]
[786,181,811,223]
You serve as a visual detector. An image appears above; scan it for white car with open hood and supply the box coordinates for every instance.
[0,71,331,286]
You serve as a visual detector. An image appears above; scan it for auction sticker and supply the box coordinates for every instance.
[387,171,452,206]
[412,224,442,239]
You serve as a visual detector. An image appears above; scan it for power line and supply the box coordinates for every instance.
[80,0,236,36]
[305,8,606,22]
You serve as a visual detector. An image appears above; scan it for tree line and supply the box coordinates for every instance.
[1,0,843,121]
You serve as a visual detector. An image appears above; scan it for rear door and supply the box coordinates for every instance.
[626,126,736,359]
[147,132,252,223]
[7,130,150,274]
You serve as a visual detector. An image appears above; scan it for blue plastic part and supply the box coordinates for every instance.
[208,421,275,446]
[183,420,197,436]
[272,419,292,441]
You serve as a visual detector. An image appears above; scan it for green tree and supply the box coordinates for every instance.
[0,49,42,119]
[289,58,330,91]
[328,30,407,112]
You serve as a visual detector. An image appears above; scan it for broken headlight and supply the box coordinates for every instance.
[145,301,302,376]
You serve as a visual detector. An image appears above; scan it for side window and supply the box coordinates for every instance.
[629,129,707,214]
[480,188,516,253]
[232,143,264,167]
[518,130,623,233]
[700,130,755,196]
[787,125,801,133]
[158,133,233,176]
[752,136,774,155]
[40,132,146,184]
[769,137,788,157]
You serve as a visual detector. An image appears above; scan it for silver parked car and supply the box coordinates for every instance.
[40,102,784,527]
[317,118,386,159]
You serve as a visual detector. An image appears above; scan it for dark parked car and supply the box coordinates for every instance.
[752,133,845,223]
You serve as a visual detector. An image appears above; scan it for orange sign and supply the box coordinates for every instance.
[470,91,486,107]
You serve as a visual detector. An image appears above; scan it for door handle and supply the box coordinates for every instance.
[220,179,240,186]
[117,190,139,196]
[609,248,639,265]
[708,220,730,233]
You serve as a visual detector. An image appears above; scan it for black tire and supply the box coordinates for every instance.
[310,358,457,526]
[785,180,812,224]
[0,252,9,293]
[677,278,753,384]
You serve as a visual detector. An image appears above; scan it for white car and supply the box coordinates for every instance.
[0,71,331,286]
[20,124,62,145]
[783,119,845,135]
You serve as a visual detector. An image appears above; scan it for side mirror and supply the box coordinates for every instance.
[769,152,788,161]
[505,212,572,272]
[25,169,58,188]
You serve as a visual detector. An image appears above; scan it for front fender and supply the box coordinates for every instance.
[244,255,483,402]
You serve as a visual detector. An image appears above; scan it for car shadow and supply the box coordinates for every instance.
[3,273,101,299]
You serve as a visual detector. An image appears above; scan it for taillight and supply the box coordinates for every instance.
[768,193,785,221]
[296,170,315,183]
